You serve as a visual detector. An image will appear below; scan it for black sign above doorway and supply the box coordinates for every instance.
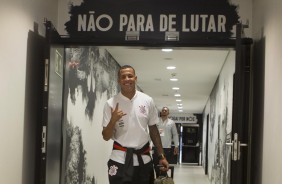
[64,0,240,44]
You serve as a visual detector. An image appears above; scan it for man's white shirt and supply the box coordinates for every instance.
[102,90,159,165]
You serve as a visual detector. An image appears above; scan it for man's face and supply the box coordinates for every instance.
[118,67,137,93]
[161,108,169,116]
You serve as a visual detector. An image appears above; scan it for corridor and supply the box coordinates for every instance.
[171,164,209,184]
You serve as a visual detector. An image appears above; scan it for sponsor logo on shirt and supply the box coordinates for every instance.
[118,120,124,127]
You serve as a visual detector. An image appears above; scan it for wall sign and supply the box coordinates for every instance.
[65,0,239,43]
[169,114,199,124]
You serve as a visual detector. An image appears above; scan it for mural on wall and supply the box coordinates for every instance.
[68,47,119,120]
[212,94,231,184]
[218,81,232,184]
[206,53,234,184]
[201,111,209,173]
[62,46,120,184]
[208,78,219,183]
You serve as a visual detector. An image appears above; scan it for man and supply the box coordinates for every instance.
[102,65,169,184]
[152,107,179,177]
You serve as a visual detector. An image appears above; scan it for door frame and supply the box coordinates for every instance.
[230,24,253,184]
[205,114,209,175]
[42,20,253,184]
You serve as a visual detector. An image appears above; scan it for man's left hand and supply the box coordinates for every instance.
[159,158,169,171]
[174,147,178,155]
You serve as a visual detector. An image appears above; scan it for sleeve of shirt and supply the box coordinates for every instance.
[102,102,112,127]
[148,98,159,126]
[171,121,179,147]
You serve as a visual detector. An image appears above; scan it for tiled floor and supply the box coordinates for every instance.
[172,164,210,184]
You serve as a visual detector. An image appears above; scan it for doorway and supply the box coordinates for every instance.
[45,44,236,183]
[41,19,253,184]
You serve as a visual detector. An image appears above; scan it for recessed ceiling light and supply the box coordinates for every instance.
[172,87,179,90]
[177,103,183,106]
[166,66,176,70]
[178,110,183,112]
[174,94,181,97]
[178,106,183,109]
[176,99,182,102]
[162,48,173,52]
[170,78,178,81]
[164,58,172,60]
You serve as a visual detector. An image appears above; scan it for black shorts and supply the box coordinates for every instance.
[107,159,153,184]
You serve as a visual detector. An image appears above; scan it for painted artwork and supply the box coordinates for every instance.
[61,46,120,184]
[209,82,232,184]
[205,51,234,184]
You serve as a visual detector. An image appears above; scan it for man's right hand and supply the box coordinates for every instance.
[102,103,126,141]
[111,103,126,122]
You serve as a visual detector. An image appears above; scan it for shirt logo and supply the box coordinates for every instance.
[109,165,118,176]
[139,105,146,114]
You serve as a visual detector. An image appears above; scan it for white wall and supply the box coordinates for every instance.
[231,0,253,37]
[202,50,235,184]
[253,0,282,183]
[0,1,58,183]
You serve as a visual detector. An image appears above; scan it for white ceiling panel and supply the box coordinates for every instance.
[105,46,232,114]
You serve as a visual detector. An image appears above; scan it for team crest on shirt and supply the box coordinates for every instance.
[109,165,118,176]
[139,105,146,114]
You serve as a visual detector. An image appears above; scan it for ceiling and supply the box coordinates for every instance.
[105,46,232,114]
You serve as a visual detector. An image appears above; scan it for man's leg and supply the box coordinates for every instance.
[149,167,155,184]
[132,161,153,184]
[107,159,124,184]
[163,148,173,164]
